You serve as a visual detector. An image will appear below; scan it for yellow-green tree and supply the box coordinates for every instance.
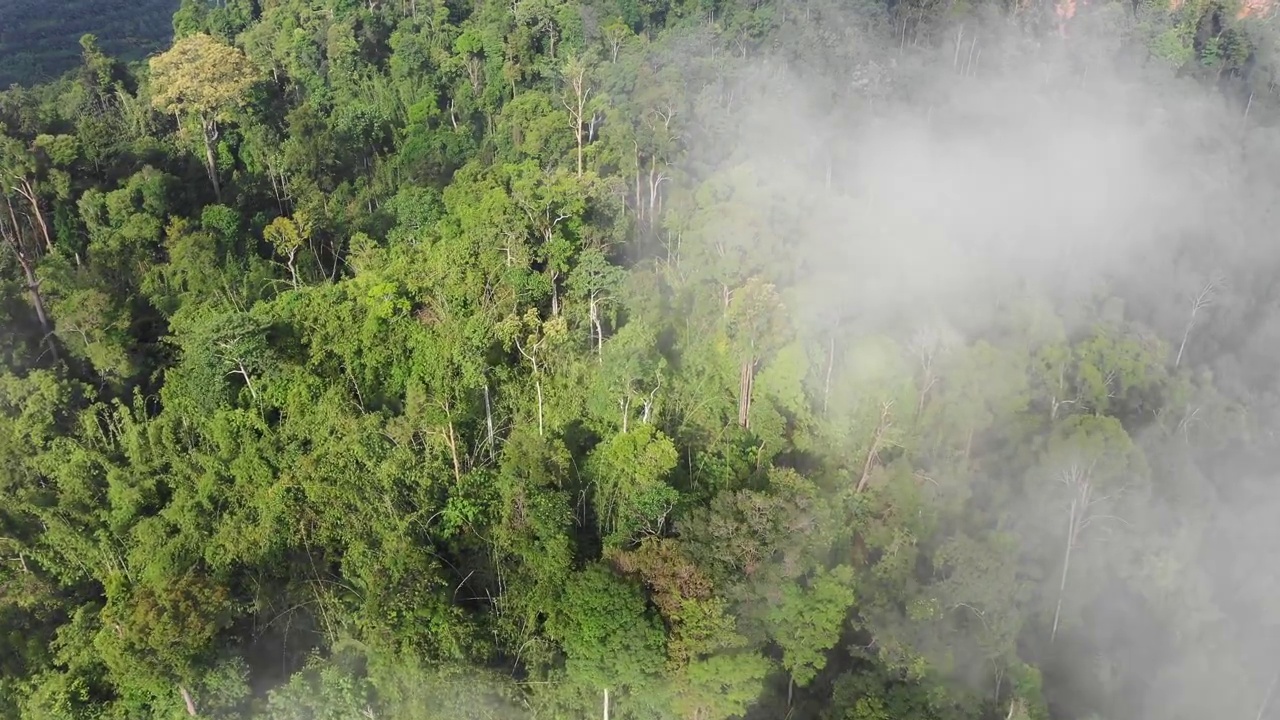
[149,33,256,201]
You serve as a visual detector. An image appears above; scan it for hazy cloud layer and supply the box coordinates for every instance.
[680,8,1280,719]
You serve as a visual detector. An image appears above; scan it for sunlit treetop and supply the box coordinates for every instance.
[149,33,257,122]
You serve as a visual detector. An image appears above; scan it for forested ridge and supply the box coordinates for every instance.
[0,0,179,87]
[5,0,1280,718]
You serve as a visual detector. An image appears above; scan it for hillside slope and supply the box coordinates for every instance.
[0,0,178,86]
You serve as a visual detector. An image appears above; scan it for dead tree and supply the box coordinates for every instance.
[1174,278,1219,368]
[856,401,896,494]
[0,196,56,361]
[561,57,591,177]
[12,177,52,253]
[1050,458,1124,643]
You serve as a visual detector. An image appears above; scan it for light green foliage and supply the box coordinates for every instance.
[767,565,857,686]
[586,424,680,546]
[545,563,666,692]
[262,653,375,720]
[0,0,1271,718]
[673,649,772,720]
[149,33,256,123]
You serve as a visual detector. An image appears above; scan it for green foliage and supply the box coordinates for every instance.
[586,424,680,546]
[0,0,1273,718]
[768,565,857,687]
[545,563,666,692]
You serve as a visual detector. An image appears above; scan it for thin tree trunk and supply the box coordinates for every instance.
[856,403,892,494]
[1175,325,1192,368]
[19,258,52,343]
[603,688,610,720]
[202,114,222,202]
[823,333,835,415]
[738,360,754,428]
[484,383,496,460]
[442,400,462,483]
[1051,498,1077,644]
[2,200,56,360]
[1176,281,1217,368]
[1255,668,1279,720]
[179,686,197,717]
[14,179,52,253]
[591,299,604,356]
[576,128,584,177]
[642,386,657,424]
[857,436,880,494]
[648,159,662,218]
[286,248,299,288]
[236,361,257,400]
[536,378,544,436]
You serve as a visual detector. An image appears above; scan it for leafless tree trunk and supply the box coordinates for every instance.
[1,198,56,361]
[823,333,836,415]
[200,112,222,202]
[738,360,755,428]
[534,372,544,436]
[515,336,546,436]
[562,59,590,177]
[589,290,605,356]
[1050,460,1113,643]
[12,178,51,253]
[179,686,197,717]
[856,401,894,493]
[233,360,258,400]
[484,382,496,460]
[910,327,943,419]
[285,246,300,288]
[1050,493,1078,644]
[1175,279,1218,368]
[1255,668,1279,720]
[433,399,464,484]
[642,383,658,424]
[647,157,668,218]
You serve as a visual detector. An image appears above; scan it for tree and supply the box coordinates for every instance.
[0,194,57,361]
[498,308,568,436]
[561,53,597,177]
[149,33,257,201]
[544,564,666,704]
[587,320,666,432]
[1034,415,1147,642]
[766,565,856,690]
[568,248,627,356]
[262,213,312,289]
[725,278,789,429]
[586,425,680,547]
[179,308,272,402]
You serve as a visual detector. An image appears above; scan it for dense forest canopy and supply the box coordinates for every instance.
[3,0,1280,718]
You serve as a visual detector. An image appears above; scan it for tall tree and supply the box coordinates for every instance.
[149,33,257,201]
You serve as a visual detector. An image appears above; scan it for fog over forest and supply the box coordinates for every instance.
[3,0,1280,719]
[695,16,1280,719]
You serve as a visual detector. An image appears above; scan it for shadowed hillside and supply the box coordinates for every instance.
[0,0,178,86]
